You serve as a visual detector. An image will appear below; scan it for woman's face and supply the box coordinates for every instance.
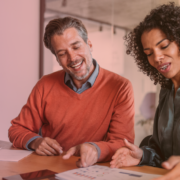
[141,28,180,81]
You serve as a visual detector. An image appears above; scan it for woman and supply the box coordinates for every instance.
[110,2,180,180]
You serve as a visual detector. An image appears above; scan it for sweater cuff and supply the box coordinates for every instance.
[138,147,152,166]
[86,142,101,159]
[26,136,42,150]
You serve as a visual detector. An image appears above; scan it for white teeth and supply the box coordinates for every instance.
[71,61,83,68]
[161,64,168,70]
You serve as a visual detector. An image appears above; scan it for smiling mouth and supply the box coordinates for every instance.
[70,60,83,69]
[159,63,171,71]
[161,64,169,70]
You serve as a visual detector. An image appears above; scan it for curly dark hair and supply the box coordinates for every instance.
[124,2,180,89]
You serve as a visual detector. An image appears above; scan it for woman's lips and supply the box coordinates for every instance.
[157,63,171,73]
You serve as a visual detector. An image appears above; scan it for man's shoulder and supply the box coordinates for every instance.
[36,70,65,89]
[40,70,64,82]
[100,67,130,85]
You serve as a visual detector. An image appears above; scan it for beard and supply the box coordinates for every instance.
[68,58,93,81]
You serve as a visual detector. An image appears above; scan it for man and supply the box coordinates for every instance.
[9,17,134,168]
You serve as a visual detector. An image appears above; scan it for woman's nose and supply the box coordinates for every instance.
[153,50,164,62]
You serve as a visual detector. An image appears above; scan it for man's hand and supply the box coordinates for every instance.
[63,143,98,168]
[152,156,180,180]
[29,137,63,156]
[110,139,143,168]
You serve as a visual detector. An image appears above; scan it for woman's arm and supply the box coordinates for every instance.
[110,105,164,168]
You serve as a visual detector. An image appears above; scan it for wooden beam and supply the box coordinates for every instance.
[39,0,45,79]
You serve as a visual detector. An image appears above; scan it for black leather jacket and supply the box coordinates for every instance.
[139,86,180,167]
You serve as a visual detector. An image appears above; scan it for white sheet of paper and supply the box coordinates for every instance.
[56,165,161,180]
[0,149,32,161]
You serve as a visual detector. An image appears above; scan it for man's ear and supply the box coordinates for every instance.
[56,56,62,66]
[87,39,93,52]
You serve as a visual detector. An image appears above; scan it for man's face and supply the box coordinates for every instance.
[51,28,94,81]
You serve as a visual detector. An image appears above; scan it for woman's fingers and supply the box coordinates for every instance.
[162,156,180,170]
[153,162,180,180]
[124,139,136,151]
[112,147,128,159]
[110,148,129,168]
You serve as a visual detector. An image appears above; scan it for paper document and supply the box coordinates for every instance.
[0,149,32,161]
[56,165,161,180]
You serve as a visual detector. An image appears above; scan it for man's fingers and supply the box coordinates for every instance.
[63,143,98,168]
[31,137,63,156]
[45,138,63,154]
[76,159,83,168]
[38,139,61,155]
[80,151,88,167]
[76,143,98,168]
[44,143,59,155]
[63,146,77,159]
[36,149,47,156]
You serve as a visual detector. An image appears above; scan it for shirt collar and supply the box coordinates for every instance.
[64,59,99,87]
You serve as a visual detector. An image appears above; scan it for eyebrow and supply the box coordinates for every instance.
[143,38,167,51]
[56,41,81,54]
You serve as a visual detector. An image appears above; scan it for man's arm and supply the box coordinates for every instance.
[8,82,43,149]
[94,80,135,162]
[8,80,63,155]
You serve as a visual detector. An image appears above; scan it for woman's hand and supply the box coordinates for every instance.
[110,139,143,168]
[153,156,180,180]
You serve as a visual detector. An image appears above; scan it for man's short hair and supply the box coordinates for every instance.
[44,17,88,55]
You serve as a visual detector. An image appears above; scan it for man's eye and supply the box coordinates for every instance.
[74,46,80,50]
[59,53,65,57]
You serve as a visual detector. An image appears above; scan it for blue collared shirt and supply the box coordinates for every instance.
[64,59,99,93]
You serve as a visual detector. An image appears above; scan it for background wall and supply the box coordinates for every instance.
[0,1,40,141]
[0,0,167,144]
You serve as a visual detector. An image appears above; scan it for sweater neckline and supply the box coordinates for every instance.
[60,67,103,100]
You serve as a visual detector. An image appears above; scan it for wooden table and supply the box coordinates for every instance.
[0,141,168,179]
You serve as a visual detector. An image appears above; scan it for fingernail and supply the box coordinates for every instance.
[59,149,63,154]
[62,155,67,159]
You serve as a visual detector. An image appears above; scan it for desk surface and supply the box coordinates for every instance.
[0,141,168,179]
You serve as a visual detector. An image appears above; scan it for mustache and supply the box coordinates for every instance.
[68,59,84,67]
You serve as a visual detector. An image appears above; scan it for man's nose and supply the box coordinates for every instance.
[67,50,76,61]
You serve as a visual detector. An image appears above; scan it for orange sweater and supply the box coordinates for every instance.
[9,67,134,162]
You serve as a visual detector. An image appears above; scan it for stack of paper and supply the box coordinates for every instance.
[56,165,161,180]
[0,149,32,161]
